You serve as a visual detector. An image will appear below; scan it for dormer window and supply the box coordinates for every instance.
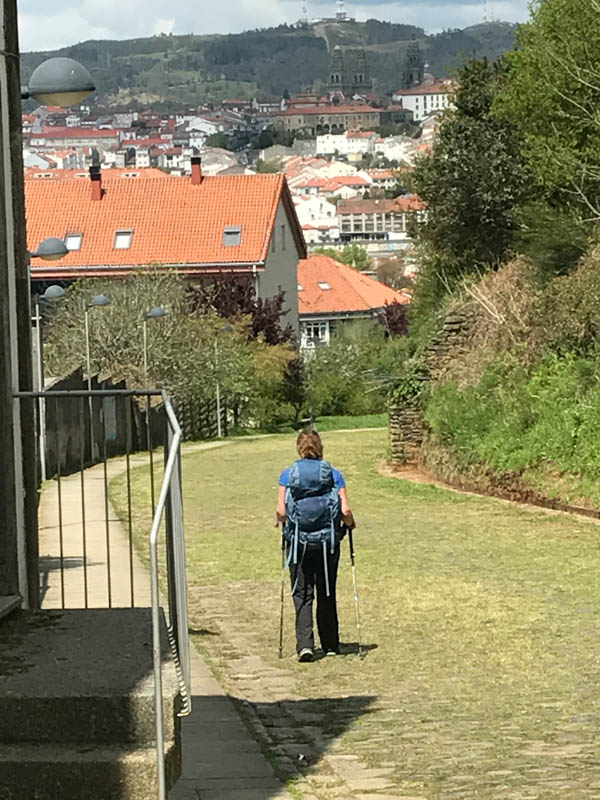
[114,229,133,249]
[223,225,242,246]
[317,281,331,290]
[298,284,303,291]
[65,233,82,251]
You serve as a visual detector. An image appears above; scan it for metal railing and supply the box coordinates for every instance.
[151,389,191,800]
[15,387,191,800]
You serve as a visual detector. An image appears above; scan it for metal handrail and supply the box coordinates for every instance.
[150,391,191,800]
[17,387,191,800]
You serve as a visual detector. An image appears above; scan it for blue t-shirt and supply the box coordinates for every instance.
[279,460,346,489]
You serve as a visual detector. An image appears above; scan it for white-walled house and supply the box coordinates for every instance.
[316,130,378,157]
[374,135,419,164]
[392,82,454,122]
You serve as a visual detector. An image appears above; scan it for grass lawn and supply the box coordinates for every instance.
[112,429,600,798]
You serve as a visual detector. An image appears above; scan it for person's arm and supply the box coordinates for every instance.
[276,484,287,525]
[338,487,355,529]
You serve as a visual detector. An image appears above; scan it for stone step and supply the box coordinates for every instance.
[0,608,181,746]
[0,739,180,800]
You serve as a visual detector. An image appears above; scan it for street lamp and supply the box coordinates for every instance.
[84,294,110,460]
[31,284,66,482]
[0,2,96,606]
[143,306,167,387]
[21,57,95,106]
[29,237,69,261]
[215,324,233,438]
[29,238,69,484]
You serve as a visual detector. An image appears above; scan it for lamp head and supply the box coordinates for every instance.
[145,306,166,319]
[41,285,65,302]
[89,293,110,308]
[31,237,69,261]
[27,57,95,106]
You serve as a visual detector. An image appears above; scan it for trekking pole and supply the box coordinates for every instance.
[278,533,286,659]
[347,527,364,658]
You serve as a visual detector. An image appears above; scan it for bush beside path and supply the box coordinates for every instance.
[112,429,600,799]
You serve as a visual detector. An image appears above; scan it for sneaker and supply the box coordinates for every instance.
[326,650,339,657]
[298,648,313,662]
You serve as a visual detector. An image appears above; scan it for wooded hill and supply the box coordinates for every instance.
[20,19,517,111]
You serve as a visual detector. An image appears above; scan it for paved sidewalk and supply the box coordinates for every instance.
[38,449,294,800]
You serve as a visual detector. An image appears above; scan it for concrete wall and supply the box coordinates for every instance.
[260,199,300,334]
[42,369,165,479]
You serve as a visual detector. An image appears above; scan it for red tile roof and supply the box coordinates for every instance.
[298,254,409,315]
[28,127,120,139]
[25,167,168,180]
[393,81,455,96]
[276,105,379,117]
[346,130,377,139]
[26,173,306,278]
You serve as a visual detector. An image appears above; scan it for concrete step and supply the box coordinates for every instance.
[0,609,181,746]
[0,739,180,800]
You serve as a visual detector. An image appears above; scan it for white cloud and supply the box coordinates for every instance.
[17,0,530,52]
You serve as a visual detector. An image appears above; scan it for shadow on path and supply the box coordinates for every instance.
[172,692,377,800]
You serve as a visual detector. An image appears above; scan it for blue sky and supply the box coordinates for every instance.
[18,0,530,53]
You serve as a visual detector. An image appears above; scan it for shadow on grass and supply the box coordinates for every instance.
[172,692,377,798]
[311,641,378,660]
[187,626,219,637]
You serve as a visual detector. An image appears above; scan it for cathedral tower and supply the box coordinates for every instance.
[402,36,425,89]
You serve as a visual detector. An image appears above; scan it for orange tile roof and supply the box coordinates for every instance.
[29,127,120,139]
[26,173,306,278]
[276,105,379,117]
[393,81,454,96]
[25,167,169,180]
[298,254,409,315]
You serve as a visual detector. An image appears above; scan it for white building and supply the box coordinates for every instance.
[294,196,340,244]
[316,130,378,158]
[392,81,454,122]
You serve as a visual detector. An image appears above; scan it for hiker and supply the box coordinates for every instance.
[276,430,355,662]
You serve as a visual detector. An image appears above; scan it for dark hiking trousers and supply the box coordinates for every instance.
[289,546,340,654]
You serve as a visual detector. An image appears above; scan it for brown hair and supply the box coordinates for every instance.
[296,430,323,460]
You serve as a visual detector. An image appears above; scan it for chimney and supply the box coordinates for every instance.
[89,164,102,201]
[191,156,203,185]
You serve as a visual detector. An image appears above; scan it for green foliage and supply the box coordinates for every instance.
[256,158,282,174]
[513,200,589,279]
[410,57,531,314]
[205,132,232,149]
[426,352,600,480]
[43,271,295,432]
[313,243,371,270]
[495,0,600,216]
[540,244,600,356]
[306,321,403,416]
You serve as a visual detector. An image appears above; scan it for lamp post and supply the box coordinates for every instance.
[0,0,96,609]
[143,306,166,387]
[84,294,110,460]
[214,324,233,438]
[31,283,65,483]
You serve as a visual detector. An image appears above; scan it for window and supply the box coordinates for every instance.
[317,281,331,290]
[271,233,276,253]
[298,283,303,291]
[65,233,82,251]
[281,224,286,251]
[114,230,133,249]
[302,321,329,346]
[223,225,242,246]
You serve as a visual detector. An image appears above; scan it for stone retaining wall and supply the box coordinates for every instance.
[388,308,475,464]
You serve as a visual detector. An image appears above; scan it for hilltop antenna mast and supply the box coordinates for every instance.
[483,0,488,22]
[336,0,348,20]
[301,2,309,23]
